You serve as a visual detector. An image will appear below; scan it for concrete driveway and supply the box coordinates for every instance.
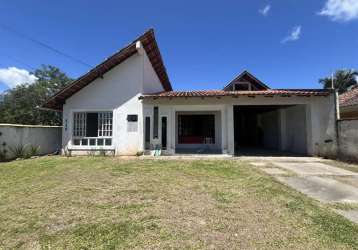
[247,156,358,224]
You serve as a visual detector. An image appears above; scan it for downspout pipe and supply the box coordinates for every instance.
[335,90,340,121]
[332,89,340,158]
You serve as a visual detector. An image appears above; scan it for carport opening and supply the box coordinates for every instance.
[233,105,308,156]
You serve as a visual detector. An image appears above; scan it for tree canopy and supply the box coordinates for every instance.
[0,65,72,125]
[319,69,358,94]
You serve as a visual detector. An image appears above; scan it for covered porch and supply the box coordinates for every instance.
[175,111,222,154]
[142,104,228,155]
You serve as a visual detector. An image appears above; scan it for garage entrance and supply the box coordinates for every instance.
[233,105,308,156]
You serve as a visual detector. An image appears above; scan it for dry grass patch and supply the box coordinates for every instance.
[325,160,358,173]
[0,157,358,249]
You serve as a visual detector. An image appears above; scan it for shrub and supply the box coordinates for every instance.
[0,133,7,162]
[9,144,27,159]
[26,145,40,158]
[9,144,40,160]
[0,149,6,162]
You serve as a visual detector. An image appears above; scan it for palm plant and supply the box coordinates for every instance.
[319,69,358,94]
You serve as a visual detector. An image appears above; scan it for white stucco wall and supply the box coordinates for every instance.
[259,110,280,150]
[142,50,165,94]
[281,105,307,154]
[309,94,338,157]
[0,124,61,159]
[232,105,308,154]
[338,119,358,161]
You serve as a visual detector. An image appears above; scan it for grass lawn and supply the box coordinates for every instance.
[1,157,358,249]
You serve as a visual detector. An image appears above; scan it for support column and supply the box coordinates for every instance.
[221,107,227,154]
[279,108,286,151]
[227,105,235,155]
[305,104,313,155]
[170,108,176,154]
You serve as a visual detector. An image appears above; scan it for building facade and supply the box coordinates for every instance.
[43,29,338,157]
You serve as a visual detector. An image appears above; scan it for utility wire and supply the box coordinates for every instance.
[0,23,93,68]
[0,52,37,71]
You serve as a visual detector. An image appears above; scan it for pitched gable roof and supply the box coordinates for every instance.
[43,29,172,111]
[223,70,270,91]
[340,85,358,108]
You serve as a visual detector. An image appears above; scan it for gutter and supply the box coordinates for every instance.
[36,105,63,112]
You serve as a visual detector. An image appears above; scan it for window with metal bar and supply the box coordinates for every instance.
[72,111,113,146]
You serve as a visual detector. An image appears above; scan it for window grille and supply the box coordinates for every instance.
[98,112,113,137]
[72,111,113,147]
[73,112,86,137]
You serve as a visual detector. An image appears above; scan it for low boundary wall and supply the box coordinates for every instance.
[337,119,358,162]
[0,124,62,160]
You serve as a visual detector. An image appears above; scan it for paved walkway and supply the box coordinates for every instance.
[248,156,358,224]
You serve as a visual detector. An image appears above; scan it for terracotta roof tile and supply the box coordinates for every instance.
[339,86,358,107]
[140,89,331,99]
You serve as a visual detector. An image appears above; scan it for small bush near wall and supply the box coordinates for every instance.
[9,144,28,159]
[8,144,40,160]
[0,140,7,162]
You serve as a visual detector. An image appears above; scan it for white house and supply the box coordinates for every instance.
[43,29,338,157]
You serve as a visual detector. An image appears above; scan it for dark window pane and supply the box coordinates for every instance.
[145,117,150,150]
[153,107,159,139]
[89,139,96,146]
[97,139,104,146]
[73,139,80,145]
[86,113,98,137]
[234,83,250,91]
[81,139,88,145]
[161,117,167,150]
[105,138,112,146]
[127,115,138,121]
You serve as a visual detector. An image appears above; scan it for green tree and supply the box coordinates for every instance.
[319,69,358,94]
[0,65,72,125]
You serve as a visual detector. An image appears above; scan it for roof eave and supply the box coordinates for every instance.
[140,90,331,99]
